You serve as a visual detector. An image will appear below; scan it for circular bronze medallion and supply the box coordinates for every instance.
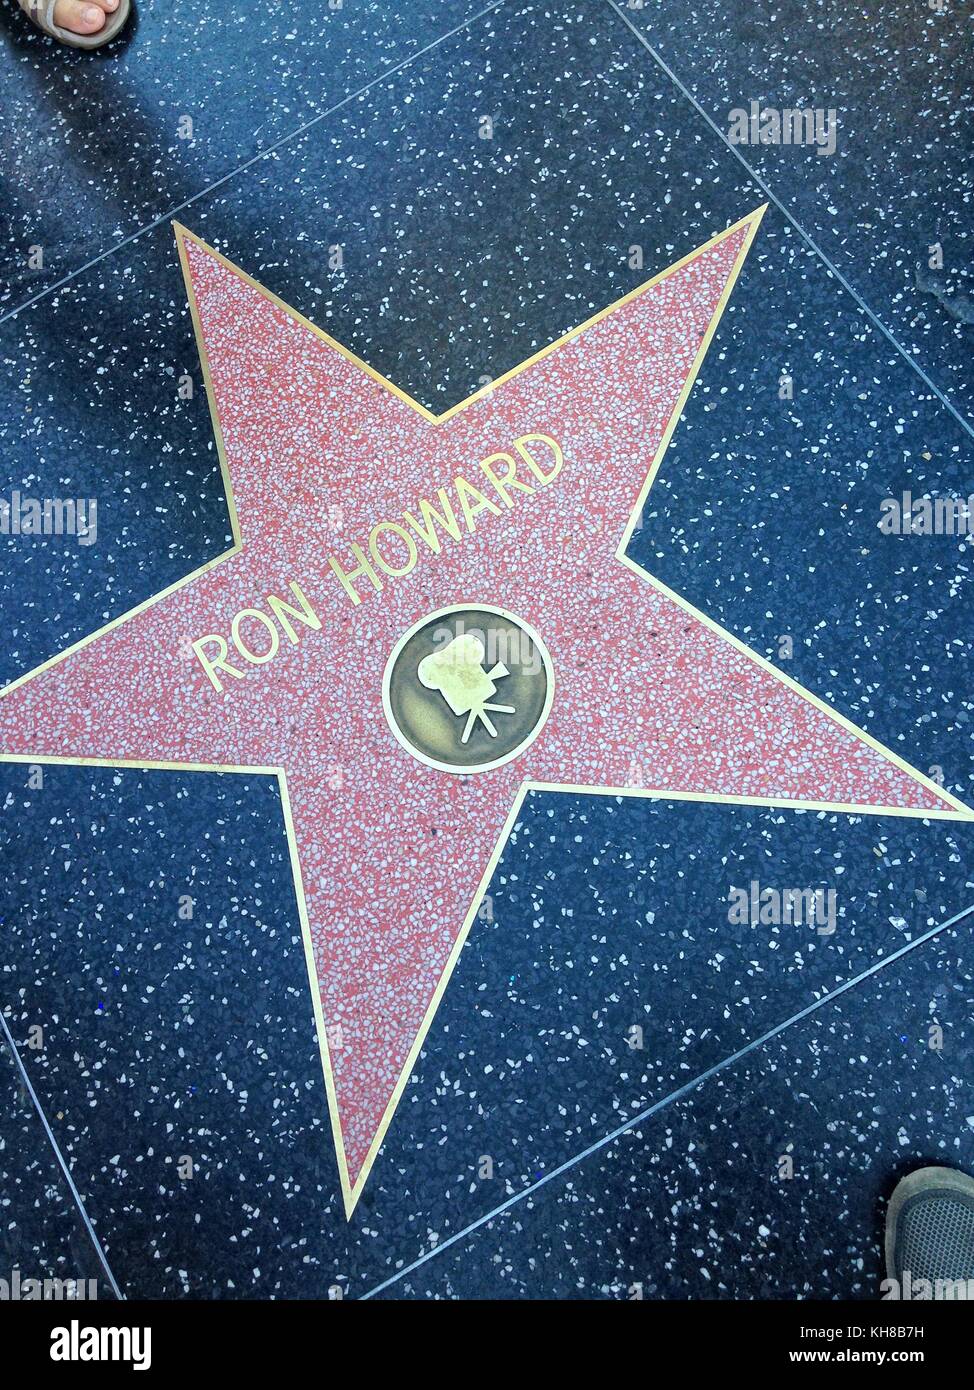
[382,604,554,774]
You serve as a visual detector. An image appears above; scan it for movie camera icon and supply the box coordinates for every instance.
[418,633,515,745]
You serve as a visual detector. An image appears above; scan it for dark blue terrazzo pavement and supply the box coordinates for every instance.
[0,0,489,307]
[375,919,974,1300]
[0,1036,111,1296]
[618,0,974,428]
[0,0,972,1300]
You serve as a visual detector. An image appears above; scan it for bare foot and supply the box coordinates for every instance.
[52,0,119,37]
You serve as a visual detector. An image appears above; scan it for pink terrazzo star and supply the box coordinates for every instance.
[0,208,963,1215]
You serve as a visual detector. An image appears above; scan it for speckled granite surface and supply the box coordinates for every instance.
[0,0,971,1299]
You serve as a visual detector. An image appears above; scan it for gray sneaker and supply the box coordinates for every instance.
[885,1166,974,1296]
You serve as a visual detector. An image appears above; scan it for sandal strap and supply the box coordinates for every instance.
[18,0,132,47]
[44,0,71,41]
[18,0,60,39]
